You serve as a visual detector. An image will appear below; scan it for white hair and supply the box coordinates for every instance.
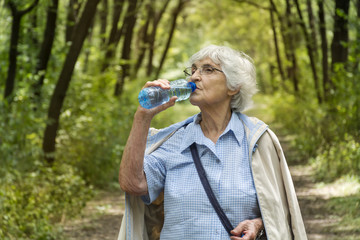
[189,45,257,112]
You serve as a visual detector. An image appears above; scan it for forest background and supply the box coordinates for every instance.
[0,0,359,239]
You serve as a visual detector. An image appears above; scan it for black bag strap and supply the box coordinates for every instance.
[190,143,234,236]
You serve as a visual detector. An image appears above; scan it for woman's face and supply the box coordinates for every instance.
[189,57,236,109]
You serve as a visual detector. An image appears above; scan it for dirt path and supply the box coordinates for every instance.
[62,166,358,240]
[291,164,360,240]
[61,190,125,240]
[291,165,340,240]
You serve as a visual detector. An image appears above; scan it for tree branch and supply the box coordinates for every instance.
[7,0,17,14]
[232,0,272,11]
[19,0,39,16]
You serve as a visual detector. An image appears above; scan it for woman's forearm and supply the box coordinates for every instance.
[119,82,177,195]
[119,109,152,196]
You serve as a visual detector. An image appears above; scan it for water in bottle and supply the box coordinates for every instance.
[138,79,196,109]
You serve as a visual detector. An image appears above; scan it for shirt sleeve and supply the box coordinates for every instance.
[141,152,166,205]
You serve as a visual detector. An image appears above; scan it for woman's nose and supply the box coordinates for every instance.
[190,69,201,82]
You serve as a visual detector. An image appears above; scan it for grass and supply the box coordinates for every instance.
[326,193,360,238]
[322,177,360,237]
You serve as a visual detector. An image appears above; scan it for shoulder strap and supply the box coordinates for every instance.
[190,143,234,236]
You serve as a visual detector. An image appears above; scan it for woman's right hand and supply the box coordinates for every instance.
[136,79,178,120]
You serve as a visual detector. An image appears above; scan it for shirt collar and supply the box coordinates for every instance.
[179,113,203,153]
[224,111,245,145]
[179,112,244,152]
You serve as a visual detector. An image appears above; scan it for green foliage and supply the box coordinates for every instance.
[56,70,138,188]
[271,63,360,180]
[312,65,360,181]
[0,162,92,240]
[312,135,360,182]
[0,96,92,239]
[328,64,360,139]
[271,92,326,161]
[0,97,45,172]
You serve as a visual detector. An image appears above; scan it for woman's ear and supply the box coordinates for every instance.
[227,88,240,96]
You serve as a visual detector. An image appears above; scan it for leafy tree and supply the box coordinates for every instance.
[101,0,126,72]
[114,0,139,96]
[318,0,330,101]
[4,0,39,101]
[32,0,59,102]
[155,0,189,78]
[331,0,350,68]
[145,0,171,77]
[294,0,322,103]
[43,0,101,164]
[65,0,82,43]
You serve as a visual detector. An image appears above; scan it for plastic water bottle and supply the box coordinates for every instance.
[138,79,196,109]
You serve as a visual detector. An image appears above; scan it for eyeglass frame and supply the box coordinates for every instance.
[183,64,224,77]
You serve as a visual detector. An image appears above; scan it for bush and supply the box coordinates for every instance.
[312,135,360,182]
[271,92,327,162]
[0,162,92,240]
[56,72,139,188]
[270,62,359,173]
[0,97,93,239]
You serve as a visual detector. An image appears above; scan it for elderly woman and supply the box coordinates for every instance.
[119,45,307,240]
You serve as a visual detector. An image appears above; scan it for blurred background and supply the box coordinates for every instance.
[0,0,359,239]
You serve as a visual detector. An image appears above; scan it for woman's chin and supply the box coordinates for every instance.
[189,97,199,107]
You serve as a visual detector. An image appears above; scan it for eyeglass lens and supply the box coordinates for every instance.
[185,65,217,76]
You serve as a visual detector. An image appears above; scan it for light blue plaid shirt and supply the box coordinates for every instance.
[142,112,261,239]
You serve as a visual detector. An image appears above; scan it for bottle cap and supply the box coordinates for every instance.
[188,82,196,92]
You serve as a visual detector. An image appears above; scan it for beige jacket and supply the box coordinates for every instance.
[118,114,307,240]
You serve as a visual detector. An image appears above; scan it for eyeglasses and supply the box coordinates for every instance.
[184,64,224,77]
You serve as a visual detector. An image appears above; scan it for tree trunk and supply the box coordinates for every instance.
[30,10,39,47]
[146,0,171,76]
[101,0,125,72]
[43,0,101,164]
[233,0,287,87]
[269,64,277,92]
[32,0,59,102]
[65,0,81,43]
[331,0,350,68]
[82,18,95,73]
[306,0,318,61]
[4,0,39,101]
[114,0,138,96]
[4,12,20,101]
[284,0,299,93]
[133,1,152,77]
[99,0,108,45]
[269,0,285,83]
[318,0,330,101]
[155,0,187,78]
[353,0,360,72]
[294,0,322,103]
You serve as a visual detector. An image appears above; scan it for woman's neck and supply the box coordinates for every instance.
[199,107,232,144]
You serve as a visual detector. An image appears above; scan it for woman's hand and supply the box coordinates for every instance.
[137,79,178,120]
[230,218,264,240]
